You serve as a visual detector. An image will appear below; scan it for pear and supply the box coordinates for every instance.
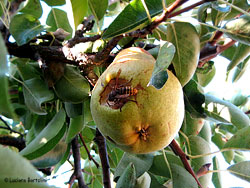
[90,47,184,154]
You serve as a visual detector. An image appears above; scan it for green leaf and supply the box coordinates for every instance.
[198,121,211,142]
[148,42,175,89]
[148,173,166,188]
[220,44,237,61]
[107,143,124,169]
[224,15,250,45]
[66,115,84,143]
[114,152,154,181]
[181,111,204,136]
[42,0,66,6]
[171,164,198,188]
[166,22,200,86]
[102,0,163,39]
[15,59,41,80]
[212,133,234,163]
[212,157,222,188]
[227,43,250,72]
[224,0,250,20]
[197,2,211,23]
[20,109,66,160]
[26,125,36,145]
[0,145,50,188]
[151,25,168,41]
[83,158,103,188]
[149,151,182,178]
[224,126,250,150]
[183,79,206,118]
[21,111,35,130]
[31,140,68,168]
[116,163,136,188]
[212,1,230,12]
[232,56,250,82]
[234,151,247,163]
[19,0,43,19]
[189,135,212,188]
[46,8,73,37]
[54,66,90,103]
[81,127,95,143]
[228,161,250,182]
[53,143,70,173]
[205,94,250,129]
[217,123,238,134]
[88,0,108,21]
[204,109,231,124]
[83,98,93,126]
[0,35,16,119]
[69,0,88,29]
[230,92,249,107]
[9,14,45,46]
[211,2,230,26]
[65,102,83,118]
[148,46,160,59]
[80,141,92,160]
[135,172,151,188]
[34,115,50,136]
[196,63,216,87]
[23,78,54,115]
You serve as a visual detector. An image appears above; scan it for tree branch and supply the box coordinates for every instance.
[6,42,75,64]
[94,129,111,188]
[0,135,25,151]
[4,0,216,72]
[67,16,97,48]
[199,39,236,67]
[67,35,101,48]
[71,136,88,188]
[169,139,203,188]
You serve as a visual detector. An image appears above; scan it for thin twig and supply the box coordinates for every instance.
[68,174,76,188]
[126,0,189,38]
[79,133,100,168]
[0,116,23,136]
[94,129,111,188]
[71,136,88,188]
[169,139,203,188]
[168,0,216,18]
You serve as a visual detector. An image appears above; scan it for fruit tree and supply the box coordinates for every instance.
[0,0,249,188]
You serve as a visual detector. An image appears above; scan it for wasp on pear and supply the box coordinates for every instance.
[106,69,140,111]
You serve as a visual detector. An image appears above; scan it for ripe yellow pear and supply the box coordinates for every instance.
[90,47,184,154]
